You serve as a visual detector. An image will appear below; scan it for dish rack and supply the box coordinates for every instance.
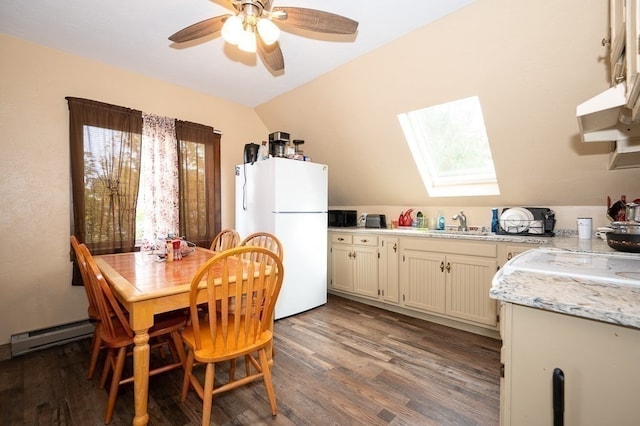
[496,207,556,237]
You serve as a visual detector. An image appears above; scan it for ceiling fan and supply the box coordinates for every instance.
[168,0,359,73]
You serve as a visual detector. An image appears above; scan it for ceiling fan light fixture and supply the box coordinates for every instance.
[257,18,280,45]
[221,15,243,45]
[238,29,257,53]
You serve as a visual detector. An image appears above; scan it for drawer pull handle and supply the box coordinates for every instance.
[361,239,368,243]
[338,237,344,241]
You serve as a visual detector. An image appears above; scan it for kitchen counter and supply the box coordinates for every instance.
[329,226,618,253]
[330,227,639,329]
[491,249,640,329]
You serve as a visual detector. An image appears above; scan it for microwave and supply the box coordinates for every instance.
[328,210,357,227]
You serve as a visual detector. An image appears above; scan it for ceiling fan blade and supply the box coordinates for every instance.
[272,7,358,34]
[257,36,284,72]
[169,15,230,43]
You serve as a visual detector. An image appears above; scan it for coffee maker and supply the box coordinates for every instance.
[244,143,259,164]
[268,131,290,158]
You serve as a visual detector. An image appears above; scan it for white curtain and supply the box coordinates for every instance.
[138,113,179,245]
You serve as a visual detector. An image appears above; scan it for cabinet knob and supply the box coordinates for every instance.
[507,252,513,260]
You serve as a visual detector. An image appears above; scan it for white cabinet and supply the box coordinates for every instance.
[498,243,538,268]
[329,232,379,299]
[330,233,354,293]
[379,237,400,304]
[500,303,640,426]
[402,249,446,313]
[607,0,640,119]
[400,238,498,327]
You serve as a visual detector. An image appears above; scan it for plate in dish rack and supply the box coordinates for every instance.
[499,207,534,233]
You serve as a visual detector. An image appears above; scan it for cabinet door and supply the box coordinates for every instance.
[445,255,498,326]
[505,304,640,426]
[353,245,379,299]
[401,250,446,313]
[610,0,626,85]
[331,244,354,293]
[379,237,400,304]
[499,244,536,268]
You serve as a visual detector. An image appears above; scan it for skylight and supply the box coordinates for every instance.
[398,96,499,197]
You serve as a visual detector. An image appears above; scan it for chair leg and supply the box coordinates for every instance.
[259,348,277,416]
[229,358,236,382]
[88,327,103,379]
[201,363,215,426]
[181,351,194,402]
[105,347,127,424]
[99,350,114,389]
[170,331,187,366]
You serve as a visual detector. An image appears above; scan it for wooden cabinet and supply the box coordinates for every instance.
[329,232,379,299]
[402,249,446,313]
[497,243,538,268]
[400,238,498,327]
[445,255,499,326]
[379,237,400,304]
[610,0,626,85]
[330,233,354,293]
[500,303,640,425]
[607,0,640,119]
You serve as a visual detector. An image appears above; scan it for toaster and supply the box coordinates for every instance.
[365,214,387,229]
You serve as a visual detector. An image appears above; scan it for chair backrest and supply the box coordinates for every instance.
[188,246,284,352]
[239,232,284,264]
[71,235,99,320]
[79,244,134,340]
[210,228,241,252]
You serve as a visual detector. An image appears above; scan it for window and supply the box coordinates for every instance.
[397,96,499,197]
[68,97,221,259]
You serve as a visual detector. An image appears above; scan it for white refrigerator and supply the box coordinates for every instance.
[235,157,328,319]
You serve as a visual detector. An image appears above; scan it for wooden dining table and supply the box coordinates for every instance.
[94,246,222,426]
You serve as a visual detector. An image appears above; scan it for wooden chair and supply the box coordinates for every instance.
[180,246,284,426]
[70,235,103,379]
[239,232,284,263]
[210,228,240,252]
[79,244,187,424]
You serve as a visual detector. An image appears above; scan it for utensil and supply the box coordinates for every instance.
[610,221,640,234]
[626,202,640,222]
[607,200,626,221]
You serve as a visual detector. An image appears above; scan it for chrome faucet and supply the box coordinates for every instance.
[452,211,468,231]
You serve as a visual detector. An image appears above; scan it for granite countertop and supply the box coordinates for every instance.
[329,226,619,253]
[491,268,640,329]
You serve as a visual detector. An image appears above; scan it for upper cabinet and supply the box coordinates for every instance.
[610,0,626,86]
[576,0,640,169]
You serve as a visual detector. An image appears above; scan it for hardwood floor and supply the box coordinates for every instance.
[0,295,501,425]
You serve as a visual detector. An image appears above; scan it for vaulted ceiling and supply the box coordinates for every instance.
[0,0,475,107]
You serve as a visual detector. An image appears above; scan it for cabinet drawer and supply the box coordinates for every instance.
[331,234,353,244]
[353,235,378,246]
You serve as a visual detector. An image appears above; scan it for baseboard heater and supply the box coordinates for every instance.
[10,319,95,357]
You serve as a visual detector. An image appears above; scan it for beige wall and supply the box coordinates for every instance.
[255,0,639,208]
[2,0,640,346]
[0,35,267,345]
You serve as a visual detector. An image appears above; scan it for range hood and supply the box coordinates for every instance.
[577,83,640,169]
